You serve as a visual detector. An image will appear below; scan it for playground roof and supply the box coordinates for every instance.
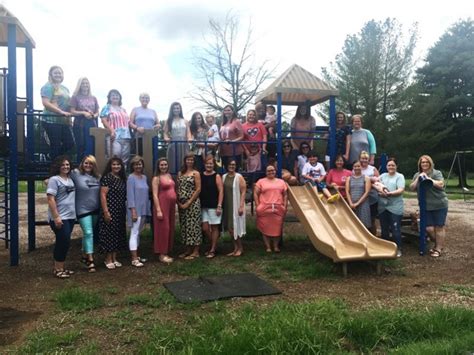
[0,5,36,48]
[255,64,338,106]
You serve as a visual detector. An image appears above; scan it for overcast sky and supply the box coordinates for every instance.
[3,0,472,120]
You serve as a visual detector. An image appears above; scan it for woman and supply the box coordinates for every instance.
[41,66,74,159]
[348,115,376,167]
[290,105,316,150]
[71,155,100,273]
[219,105,244,170]
[242,109,267,172]
[152,158,176,264]
[280,140,298,186]
[127,156,151,267]
[254,165,288,253]
[46,156,75,278]
[222,159,246,256]
[378,158,405,257]
[129,93,160,156]
[98,157,127,269]
[325,111,351,161]
[410,155,449,257]
[360,150,380,235]
[200,155,224,258]
[190,112,209,171]
[164,102,192,175]
[325,155,352,199]
[100,89,132,166]
[177,154,202,259]
[346,160,372,229]
[70,77,99,161]
[296,142,311,184]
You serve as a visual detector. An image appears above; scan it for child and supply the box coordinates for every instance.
[302,151,338,203]
[265,105,277,138]
[205,114,219,155]
[246,143,262,172]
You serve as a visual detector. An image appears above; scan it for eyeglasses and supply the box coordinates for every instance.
[283,145,291,148]
[302,146,309,149]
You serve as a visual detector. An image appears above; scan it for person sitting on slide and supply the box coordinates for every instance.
[301,151,338,203]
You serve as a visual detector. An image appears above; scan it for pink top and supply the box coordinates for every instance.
[219,119,244,156]
[255,178,287,205]
[242,121,267,150]
[326,168,352,197]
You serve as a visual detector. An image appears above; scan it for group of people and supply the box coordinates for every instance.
[43,66,449,278]
[46,152,289,278]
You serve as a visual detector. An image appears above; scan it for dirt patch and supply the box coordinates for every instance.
[0,194,473,350]
[0,308,41,346]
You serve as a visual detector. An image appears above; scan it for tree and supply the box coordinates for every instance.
[189,12,274,114]
[322,18,418,151]
[392,19,474,184]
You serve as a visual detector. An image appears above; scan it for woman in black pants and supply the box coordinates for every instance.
[46,156,76,279]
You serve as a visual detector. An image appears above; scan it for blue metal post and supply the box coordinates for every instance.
[276,93,282,178]
[7,23,19,266]
[25,39,35,252]
[417,177,431,256]
[329,96,336,168]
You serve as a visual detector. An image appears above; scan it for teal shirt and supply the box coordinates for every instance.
[378,172,405,215]
[413,169,449,211]
[40,82,70,124]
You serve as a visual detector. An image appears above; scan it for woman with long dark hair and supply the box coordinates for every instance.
[177,153,202,259]
[219,104,244,169]
[152,158,176,264]
[190,111,209,171]
[164,102,192,175]
[98,157,127,269]
[47,155,76,278]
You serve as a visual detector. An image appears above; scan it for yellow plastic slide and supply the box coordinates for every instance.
[288,184,397,262]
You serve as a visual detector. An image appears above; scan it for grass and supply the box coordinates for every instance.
[55,287,104,312]
[439,284,474,298]
[139,299,474,354]
[20,330,84,354]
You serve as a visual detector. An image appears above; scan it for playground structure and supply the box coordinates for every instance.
[0,7,433,269]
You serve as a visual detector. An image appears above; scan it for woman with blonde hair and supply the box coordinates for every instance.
[71,155,101,272]
[41,66,74,159]
[70,77,100,160]
[127,156,151,267]
[410,155,449,257]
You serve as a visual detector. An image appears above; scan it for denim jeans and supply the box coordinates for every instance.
[43,122,75,160]
[73,117,96,161]
[50,219,75,262]
[379,210,402,249]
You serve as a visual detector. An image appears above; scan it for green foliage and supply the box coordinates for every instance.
[55,287,104,312]
[389,19,474,175]
[322,18,418,151]
[20,329,83,354]
[139,300,474,354]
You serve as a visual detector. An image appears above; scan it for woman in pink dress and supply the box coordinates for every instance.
[254,165,288,253]
[152,158,176,264]
[325,155,352,199]
[219,104,244,170]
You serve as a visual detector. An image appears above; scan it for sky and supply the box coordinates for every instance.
[2,0,473,121]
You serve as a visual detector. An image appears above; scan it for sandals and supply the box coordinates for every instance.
[104,261,116,270]
[86,261,96,273]
[159,255,174,264]
[53,269,70,279]
[184,254,199,260]
[430,249,442,257]
[206,251,216,259]
[131,259,144,267]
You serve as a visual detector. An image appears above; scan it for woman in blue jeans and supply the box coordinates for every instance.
[377,158,405,257]
[46,156,76,278]
[70,155,101,272]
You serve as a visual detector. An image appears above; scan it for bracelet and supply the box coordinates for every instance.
[217,205,222,209]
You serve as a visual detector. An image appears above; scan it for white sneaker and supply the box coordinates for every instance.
[113,261,123,268]
[396,249,402,258]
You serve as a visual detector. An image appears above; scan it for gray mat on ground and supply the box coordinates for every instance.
[163,273,281,303]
